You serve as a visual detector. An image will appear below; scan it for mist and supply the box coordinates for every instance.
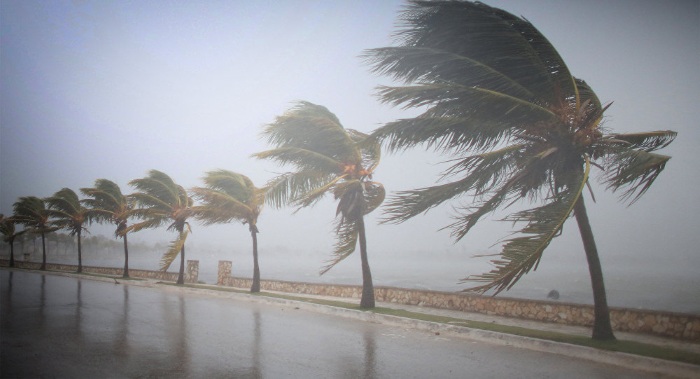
[1,1,698,314]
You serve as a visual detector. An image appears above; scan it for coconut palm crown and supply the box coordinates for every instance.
[127,170,194,284]
[0,214,26,267]
[45,188,91,273]
[191,169,266,292]
[12,196,57,270]
[253,101,385,308]
[364,1,675,339]
[81,179,134,278]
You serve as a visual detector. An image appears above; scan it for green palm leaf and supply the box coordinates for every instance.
[463,161,590,294]
[160,229,189,271]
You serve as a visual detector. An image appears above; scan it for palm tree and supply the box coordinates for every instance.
[191,170,266,292]
[81,179,134,278]
[13,196,57,270]
[363,1,675,340]
[0,214,26,267]
[253,101,385,308]
[128,170,195,285]
[45,188,91,273]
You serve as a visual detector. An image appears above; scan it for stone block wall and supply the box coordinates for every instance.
[217,261,700,341]
[1,260,199,284]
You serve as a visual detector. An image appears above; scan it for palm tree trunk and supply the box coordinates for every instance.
[122,233,129,278]
[176,244,185,285]
[574,195,616,340]
[77,230,83,273]
[40,232,46,270]
[250,227,260,293]
[9,241,15,267]
[357,217,375,309]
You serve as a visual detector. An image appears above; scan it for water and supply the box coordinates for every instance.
[9,248,700,314]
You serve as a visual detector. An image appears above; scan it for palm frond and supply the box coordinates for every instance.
[160,230,188,271]
[365,1,576,105]
[262,171,336,209]
[190,188,252,224]
[600,147,672,204]
[320,217,359,275]
[129,170,180,208]
[462,161,590,294]
[259,101,358,164]
[375,84,555,128]
[348,129,382,174]
[605,130,677,152]
[253,147,342,173]
[372,114,518,154]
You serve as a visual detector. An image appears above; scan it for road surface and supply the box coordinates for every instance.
[1,270,666,378]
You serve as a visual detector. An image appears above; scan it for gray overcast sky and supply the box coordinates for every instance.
[1,1,699,305]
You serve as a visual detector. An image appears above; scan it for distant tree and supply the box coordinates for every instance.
[13,196,57,270]
[45,188,91,273]
[254,101,385,308]
[192,170,266,292]
[364,1,676,339]
[128,170,195,284]
[0,214,26,267]
[81,179,134,278]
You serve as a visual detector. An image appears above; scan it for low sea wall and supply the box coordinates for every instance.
[217,261,700,341]
[0,260,199,284]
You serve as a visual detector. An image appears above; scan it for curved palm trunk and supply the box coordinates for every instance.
[122,233,130,278]
[574,196,616,340]
[40,232,47,270]
[176,244,185,285]
[9,240,15,267]
[357,216,375,309]
[76,230,83,273]
[250,227,260,293]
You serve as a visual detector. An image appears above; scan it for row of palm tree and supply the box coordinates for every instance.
[0,1,677,339]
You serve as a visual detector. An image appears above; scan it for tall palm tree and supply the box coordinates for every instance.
[45,188,91,273]
[363,1,675,340]
[253,101,385,308]
[81,179,134,278]
[0,214,26,267]
[13,196,57,270]
[191,170,266,292]
[128,170,194,285]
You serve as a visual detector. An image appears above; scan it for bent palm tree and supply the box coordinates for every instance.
[364,1,675,339]
[253,101,385,308]
[81,179,134,278]
[128,170,194,285]
[13,196,57,270]
[45,188,91,273]
[191,170,266,292]
[0,214,26,267]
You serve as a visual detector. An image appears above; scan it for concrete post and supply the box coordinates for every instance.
[186,260,199,283]
[217,261,232,286]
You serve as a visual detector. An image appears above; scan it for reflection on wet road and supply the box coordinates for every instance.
[1,270,659,378]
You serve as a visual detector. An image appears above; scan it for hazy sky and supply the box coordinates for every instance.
[1,0,699,301]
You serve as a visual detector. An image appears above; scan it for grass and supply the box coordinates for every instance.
[174,282,700,366]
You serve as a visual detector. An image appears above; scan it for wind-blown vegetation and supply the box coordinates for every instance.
[363,0,675,340]
[253,101,385,308]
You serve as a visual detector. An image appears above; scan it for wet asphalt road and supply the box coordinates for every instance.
[0,270,664,378]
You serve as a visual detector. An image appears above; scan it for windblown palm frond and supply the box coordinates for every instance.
[45,188,89,236]
[161,229,189,271]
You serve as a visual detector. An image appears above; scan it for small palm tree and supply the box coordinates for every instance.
[364,1,675,339]
[0,214,26,267]
[13,196,57,270]
[191,170,266,292]
[253,101,385,308]
[81,179,134,278]
[128,170,195,285]
[45,188,91,273]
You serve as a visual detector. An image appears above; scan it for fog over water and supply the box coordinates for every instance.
[1,1,699,314]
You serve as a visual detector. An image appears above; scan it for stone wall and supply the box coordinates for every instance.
[217,261,700,341]
[0,260,199,284]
